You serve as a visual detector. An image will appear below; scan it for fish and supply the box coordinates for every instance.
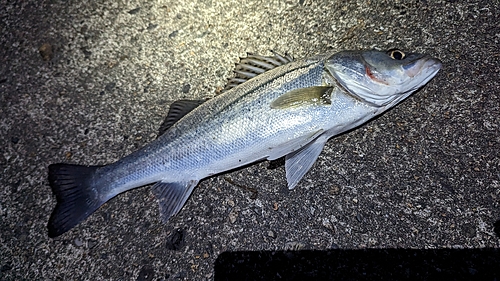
[47,49,442,237]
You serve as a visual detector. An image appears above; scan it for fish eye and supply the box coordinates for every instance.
[388,49,405,60]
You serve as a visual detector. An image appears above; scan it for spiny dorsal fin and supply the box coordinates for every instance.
[158,99,207,137]
[270,86,333,109]
[223,51,294,92]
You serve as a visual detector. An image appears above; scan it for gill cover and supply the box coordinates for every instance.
[325,49,442,107]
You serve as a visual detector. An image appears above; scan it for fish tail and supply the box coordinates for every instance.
[47,163,105,238]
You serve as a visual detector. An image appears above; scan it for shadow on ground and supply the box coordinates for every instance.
[215,248,500,280]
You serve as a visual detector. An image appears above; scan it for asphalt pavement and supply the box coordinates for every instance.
[1,0,499,280]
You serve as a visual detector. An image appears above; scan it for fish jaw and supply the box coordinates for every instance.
[325,50,442,109]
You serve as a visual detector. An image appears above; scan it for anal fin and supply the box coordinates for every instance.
[151,180,199,222]
[285,136,328,190]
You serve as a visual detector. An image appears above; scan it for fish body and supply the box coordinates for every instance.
[48,49,441,237]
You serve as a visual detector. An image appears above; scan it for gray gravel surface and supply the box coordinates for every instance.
[1,0,499,280]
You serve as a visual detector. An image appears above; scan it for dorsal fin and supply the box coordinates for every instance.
[157,99,206,137]
[223,51,294,92]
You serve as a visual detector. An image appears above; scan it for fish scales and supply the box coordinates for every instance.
[46,49,441,237]
[99,59,327,192]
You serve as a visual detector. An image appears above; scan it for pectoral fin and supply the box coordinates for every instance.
[270,86,333,109]
[151,180,199,222]
[285,137,328,190]
[267,129,324,161]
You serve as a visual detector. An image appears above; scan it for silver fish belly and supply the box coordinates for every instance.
[47,49,442,237]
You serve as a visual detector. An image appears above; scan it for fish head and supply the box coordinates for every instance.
[325,49,442,108]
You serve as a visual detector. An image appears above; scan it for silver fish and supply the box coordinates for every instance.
[47,49,442,237]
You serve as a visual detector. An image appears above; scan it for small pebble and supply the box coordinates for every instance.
[105,82,116,92]
[165,228,185,251]
[329,185,340,195]
[137,264,154,281]
[74,238,83,247]
[81,47,92,59]
[128,7,140,14]
[88,240,98,249]
[169,30,179,38]
[356,213,363,222]
[228,210,238,223]
[39,43,53,61]
[284,241,306,251]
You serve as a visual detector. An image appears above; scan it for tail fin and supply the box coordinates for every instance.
[47,163,105,238]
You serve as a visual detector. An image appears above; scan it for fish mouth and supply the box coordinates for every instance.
[381,56,442,108]
[402,56,442,95]
[404,56,442,79]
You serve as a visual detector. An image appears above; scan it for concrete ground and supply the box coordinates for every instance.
[1,0,499,280]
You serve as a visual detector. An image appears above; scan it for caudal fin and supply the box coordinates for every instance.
[47,163,105,238]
